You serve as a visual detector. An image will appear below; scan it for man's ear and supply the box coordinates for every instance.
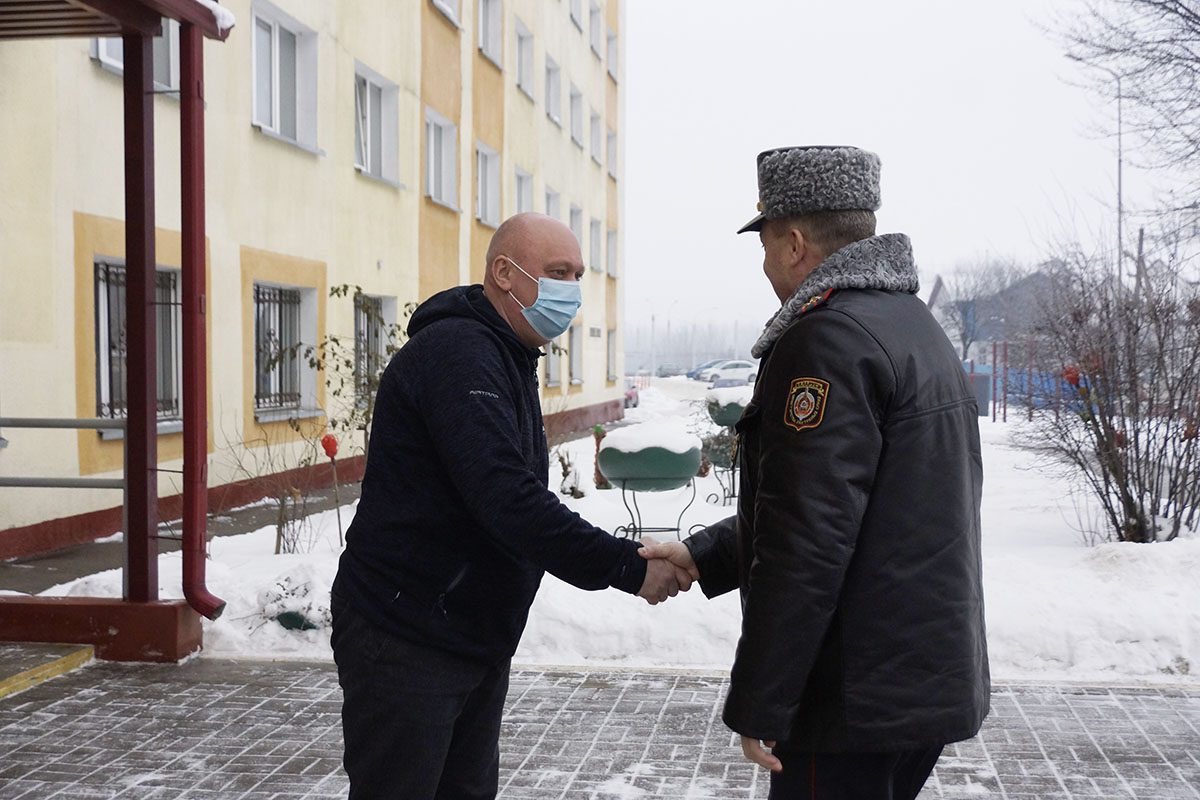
[787,226,809,268]
[491,255,513,292]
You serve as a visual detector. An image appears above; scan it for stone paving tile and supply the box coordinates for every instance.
[0,660,1198,798]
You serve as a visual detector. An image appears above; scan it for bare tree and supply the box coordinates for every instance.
[1016,221,1200,543]
[935,260,1028,360]
[1056,0,1200,198]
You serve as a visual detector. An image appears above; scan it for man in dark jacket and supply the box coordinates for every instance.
[641,146,989,799]
[331,213,690,799]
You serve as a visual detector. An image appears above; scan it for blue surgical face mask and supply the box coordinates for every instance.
[504,256,582,341]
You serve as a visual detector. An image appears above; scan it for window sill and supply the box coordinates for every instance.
[592,155,603,166]
[544,381,562,389]
[608,70,619,84]
[608,171,618,181]
[476,216,500,230]
[571,137,584,149]
[547,113,562,127]
[569,379,583,386]
[253,124,326,157]
[98,419,183,441]
[479,49,503,71]
[518,85,535,103]
[355,167,405,191]
[426,195,463,214]
[431,0,463,29]
[254,407,326,425]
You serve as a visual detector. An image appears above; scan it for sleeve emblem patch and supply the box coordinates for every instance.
[784,377,830,432]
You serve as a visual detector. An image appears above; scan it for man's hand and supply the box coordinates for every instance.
[741,736,782,772]
[635,536,694,604]
[637,539,700,583]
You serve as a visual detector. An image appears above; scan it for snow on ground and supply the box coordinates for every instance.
[35,376,1200,684]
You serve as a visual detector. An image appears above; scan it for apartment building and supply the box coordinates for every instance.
[0,0,625,546]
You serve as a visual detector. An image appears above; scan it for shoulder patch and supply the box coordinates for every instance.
[800,288,835,314]
[784,377,830,432]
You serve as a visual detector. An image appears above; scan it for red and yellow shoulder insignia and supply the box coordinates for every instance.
[784,377,830,432]
[800,288,835,314]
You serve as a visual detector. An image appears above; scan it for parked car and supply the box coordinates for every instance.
[710,377,748,389]
[687,359,724,380]
[623,377,640,408]
[705,359,757,384]
[655,362,684,378]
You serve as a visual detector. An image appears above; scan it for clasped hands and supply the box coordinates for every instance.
[634,537,700,605]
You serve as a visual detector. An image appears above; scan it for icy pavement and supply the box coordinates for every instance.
[0,659,1198,799]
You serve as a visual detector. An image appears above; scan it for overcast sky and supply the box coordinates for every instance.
[622,0,1153,337]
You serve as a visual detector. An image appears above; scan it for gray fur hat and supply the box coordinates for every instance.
[737,146,882,234]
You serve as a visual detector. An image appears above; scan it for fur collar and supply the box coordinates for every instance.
[751,233,919,358]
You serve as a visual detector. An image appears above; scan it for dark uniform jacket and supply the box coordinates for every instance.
[686,234,989,751]
[332,285,646,665]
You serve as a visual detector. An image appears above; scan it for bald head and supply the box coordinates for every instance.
[482,212,586,347]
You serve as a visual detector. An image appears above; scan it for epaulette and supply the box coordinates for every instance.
[800,288,835,314]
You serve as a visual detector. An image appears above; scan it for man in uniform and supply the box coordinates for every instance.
[332,213,691,799]
[640,146,989,799]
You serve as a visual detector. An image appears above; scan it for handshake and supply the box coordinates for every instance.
[634,537,699,605]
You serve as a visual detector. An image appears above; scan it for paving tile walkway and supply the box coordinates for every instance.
[0,659,1197,799]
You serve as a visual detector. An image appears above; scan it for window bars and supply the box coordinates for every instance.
[254,284,302,410]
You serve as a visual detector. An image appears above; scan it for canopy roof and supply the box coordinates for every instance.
[0,0,231,41]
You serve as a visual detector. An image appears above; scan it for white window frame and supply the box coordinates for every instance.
[476,141,501,227]
[354,61,400,185]
[252,280,320,421]
[568,325,583,385]
[589,218,602,271]
[91,18,181,92]
[607,328,617,381]
[354,293,397,406]
[251,1,319,152]
[515,17,535,99]
[431,0,461,26]
[478,0,502,66]
[606,228,618,277]
[590,109,603,164]
[607,128,618,178]
[607,26,618,81]
[569,84,584,147]
[569,204,584,244]
[545,186,561,218]
[570,0,583,31]
[545,336,562,387]
[425,105,458,208]
[515,167,534,214]
[589,1,603,57]
[545,56,562,125]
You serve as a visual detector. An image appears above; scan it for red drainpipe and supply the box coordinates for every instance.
[181,22,224,620]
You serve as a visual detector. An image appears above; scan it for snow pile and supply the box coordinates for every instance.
[33,379,1200,684]
[600,420,700,455]
[194,0,236,33]
[705,385,753,407]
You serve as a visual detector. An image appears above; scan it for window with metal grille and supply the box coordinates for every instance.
[254,284,302,411]
[354,293,386,404]
[94,259,180,420]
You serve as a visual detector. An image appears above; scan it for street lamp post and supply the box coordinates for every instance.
[1068,54,1124,282]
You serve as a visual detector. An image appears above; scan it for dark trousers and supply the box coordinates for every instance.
[331,593,510,800]
[770,745,944,800]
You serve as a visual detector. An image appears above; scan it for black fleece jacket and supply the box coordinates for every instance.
[332,285,646,664]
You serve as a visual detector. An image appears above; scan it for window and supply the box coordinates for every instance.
[354,293,391,404]
[607,128,617,177]
[94,258,180,421]
[589,218,602,271]
[425,106,458,206]
[92,19,180,91]
[252,2,318,150]
[606,228,617,277]
[590,109,603,164]
[515,17,535,98]
[589,1,603,56]
[569,204,583,243]
[476,142,501,226]
[607,26,618,80]
[570,84,583,146]
[607,328,617,381]
[568,325,582,384]
[515,167,533,214]
[432,0,460,25]
[545,337,562,387]
[545,186,560,218]
[479,0,501,65]
[354,63,399,183]
[254,284,303,412]
[569,0,583,30]
[545,56,562,125]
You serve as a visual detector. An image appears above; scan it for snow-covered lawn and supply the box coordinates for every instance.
[38,377,1200,684]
